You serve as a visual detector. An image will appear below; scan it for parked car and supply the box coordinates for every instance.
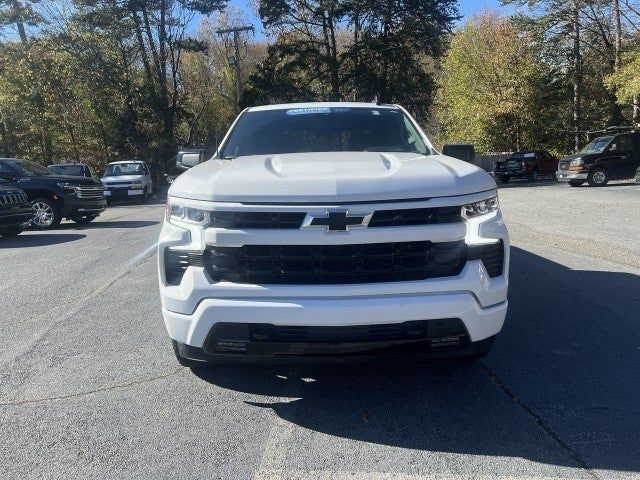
[0,158,106,228]
[557,128,640,186]
[442,144,475,163]
[493,150,559,183]
[47,163,94,178]
[101,161,154,202]
[158,102,509,367]
[0,185,33,237]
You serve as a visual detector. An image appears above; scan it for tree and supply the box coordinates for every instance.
[436,11,567,153]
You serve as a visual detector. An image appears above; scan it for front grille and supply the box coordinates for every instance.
[76,186,105,199]
[203,241,467,285]
[368,207,461,227]
[210,211,306,229]
[206,207,461,230]
[208,318,467,344]
[0,192,28,206]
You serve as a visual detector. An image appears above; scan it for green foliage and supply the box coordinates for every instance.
[436,12,567,153]
[605,50,640,106]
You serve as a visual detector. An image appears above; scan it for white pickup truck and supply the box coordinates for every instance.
[158,102,509,366]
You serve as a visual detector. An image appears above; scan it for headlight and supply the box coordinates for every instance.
[569,158,583,167]
[57,182,77,194]
[166,200,209,226]
[462,196,499,219]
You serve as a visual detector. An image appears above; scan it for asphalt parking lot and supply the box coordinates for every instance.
[1,182,639,480]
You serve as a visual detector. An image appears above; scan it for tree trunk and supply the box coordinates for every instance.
[613,0,622,72]
[9,0,29,46]
[572,3,582,152]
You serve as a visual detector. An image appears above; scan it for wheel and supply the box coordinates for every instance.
[528,170,539,182]
[30,198,61,229]
[71,214,98,225]
[0,227,23,237]
[588,168,609,187]
[499,175,510,184]
[568,180,584,187]
[172,340,202,368]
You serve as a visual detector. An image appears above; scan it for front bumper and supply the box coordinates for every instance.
[159,195,509,363]
[61,196,107,218]
[0,205,33,229]
[494,169,528,178]
[556,171,588,181]
[104,187,145,199]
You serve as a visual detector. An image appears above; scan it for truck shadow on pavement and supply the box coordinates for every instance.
[0,233,86,248]
[193,246,640,474]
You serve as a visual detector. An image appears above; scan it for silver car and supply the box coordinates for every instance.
[101,161,154,202]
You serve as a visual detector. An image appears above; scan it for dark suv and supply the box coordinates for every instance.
[493,150,559,183]
[0,185,32,237]
[557,128,640,186]
[0,158,107,229]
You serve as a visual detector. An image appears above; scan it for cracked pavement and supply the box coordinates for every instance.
[1,182,639,479]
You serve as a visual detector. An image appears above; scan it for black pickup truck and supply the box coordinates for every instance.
[0,158,106,228]
[0,185,33,237]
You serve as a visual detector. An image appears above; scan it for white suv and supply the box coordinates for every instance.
[158,103,509,366]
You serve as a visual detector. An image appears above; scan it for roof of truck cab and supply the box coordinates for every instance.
[247,102,400,112]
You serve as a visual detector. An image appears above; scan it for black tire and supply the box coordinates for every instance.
[587,168,609,187]
[568,180,584,187]
[0,227,23,237]
[30,198,61,229]
[172,340,202,368]
[499,175,511,184]
[71,214,98,225]
[527,170,539,182]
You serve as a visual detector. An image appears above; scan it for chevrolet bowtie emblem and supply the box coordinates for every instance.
[303,210,372,232]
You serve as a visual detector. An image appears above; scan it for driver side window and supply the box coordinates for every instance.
[615,135,634,154]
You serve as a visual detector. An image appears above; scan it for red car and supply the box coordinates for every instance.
[493,150,559,183]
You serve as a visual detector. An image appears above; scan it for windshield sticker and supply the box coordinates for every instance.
[286,107,332,115]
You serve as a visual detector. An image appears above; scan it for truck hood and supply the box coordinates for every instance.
[19,175,101,186]
[169,152,495,203]
[101,175,144,184]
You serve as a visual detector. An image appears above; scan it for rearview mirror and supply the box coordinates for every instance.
[176,151,203,170]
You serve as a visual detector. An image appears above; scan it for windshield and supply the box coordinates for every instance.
[219,107,430,158]
[5,159,54,176]
[103,163,144,176]
[580,136,614,155]
[49,165,87,177]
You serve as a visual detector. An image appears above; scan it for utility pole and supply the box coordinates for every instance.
[216,26,254,111]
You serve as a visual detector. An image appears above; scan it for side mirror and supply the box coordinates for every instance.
[0,171,16,182]
[176,151,203,170]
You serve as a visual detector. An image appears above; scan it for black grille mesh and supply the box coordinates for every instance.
[468,240,504,278]
[203,241,467,285]
[368,207,461,227]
